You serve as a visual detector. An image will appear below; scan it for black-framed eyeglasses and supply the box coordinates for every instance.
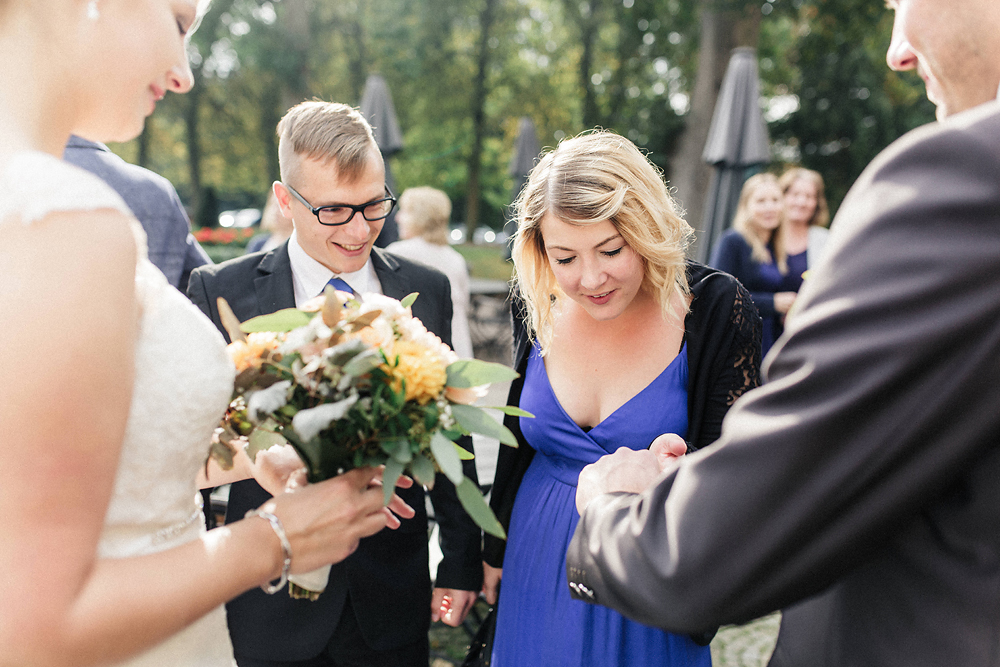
[284,183,396,227]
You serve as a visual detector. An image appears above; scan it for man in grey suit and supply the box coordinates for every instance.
[188,101,481,667]
[567,1,1000,665]
[63,135,211,293]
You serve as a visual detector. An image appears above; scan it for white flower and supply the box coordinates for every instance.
[247,381,292,422]
[358,293,408,321]
[292,394,360,442]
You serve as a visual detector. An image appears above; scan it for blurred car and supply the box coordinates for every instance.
[218,208,262,228]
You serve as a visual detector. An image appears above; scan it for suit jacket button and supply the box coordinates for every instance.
[568,582,581,595]
[577,583,596,602]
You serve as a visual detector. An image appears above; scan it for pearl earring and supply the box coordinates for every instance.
[86,0,100,21]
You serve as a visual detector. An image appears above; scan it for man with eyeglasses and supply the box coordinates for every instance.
[188,100,482,667]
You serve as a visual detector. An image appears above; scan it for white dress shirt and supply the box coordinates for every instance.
[287,230,382,307]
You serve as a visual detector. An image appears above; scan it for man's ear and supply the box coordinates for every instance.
[272,181,295,223]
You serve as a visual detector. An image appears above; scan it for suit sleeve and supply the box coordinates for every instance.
[567,122,1000,632]
[426,272,484,591]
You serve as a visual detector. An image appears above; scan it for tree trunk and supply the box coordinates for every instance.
[280,0,313,112]
[578,0,600,130]
[670,0,760,260]
[465,0,498,240]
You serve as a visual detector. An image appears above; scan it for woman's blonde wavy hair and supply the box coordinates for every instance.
[778,167,830,229]
[510,130,693,354]
[732,172,787,274]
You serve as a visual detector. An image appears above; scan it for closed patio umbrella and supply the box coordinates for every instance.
[696,47,771,263]
[360,74,404,247]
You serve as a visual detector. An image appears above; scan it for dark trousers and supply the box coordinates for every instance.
[234,595,429,667]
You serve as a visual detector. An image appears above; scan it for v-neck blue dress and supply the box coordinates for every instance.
[491,343,711,667]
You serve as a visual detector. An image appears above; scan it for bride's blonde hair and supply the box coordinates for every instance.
[510,130,692,354]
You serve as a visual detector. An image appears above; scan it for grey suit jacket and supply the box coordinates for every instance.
[567,101,1000,666]
[188,244,483,659]
[63,136,210,292]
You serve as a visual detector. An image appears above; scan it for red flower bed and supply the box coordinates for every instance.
[194,227,256,245]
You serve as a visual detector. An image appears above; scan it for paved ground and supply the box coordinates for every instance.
[711,614,781,667]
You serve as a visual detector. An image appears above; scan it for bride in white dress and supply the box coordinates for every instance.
[0,1,413,665]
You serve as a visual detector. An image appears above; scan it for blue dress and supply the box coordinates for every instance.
[491,343,711,667]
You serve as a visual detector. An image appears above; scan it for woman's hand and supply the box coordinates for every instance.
[431,588,478,626]
[482,562,503,605]
[575,435,687,515]
[774,291,797,315]
[267,467,414,573]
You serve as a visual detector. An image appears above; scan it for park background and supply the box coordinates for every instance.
[109,0,934,260]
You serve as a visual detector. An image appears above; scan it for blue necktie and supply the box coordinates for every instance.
[325,277,354,297]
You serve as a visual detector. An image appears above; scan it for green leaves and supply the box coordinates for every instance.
[241,308,313,333]
[485,405,534,418]
[400,292,419,308]
[430,432,464,484]
[456,477,505,539]
[446,359,519,388]
[383,458,405,506]
[451,404,518,447]
[410,453,437,489]
[246,425,289,461]
[453,442,475,460]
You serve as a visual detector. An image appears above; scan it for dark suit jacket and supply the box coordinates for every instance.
[567,101,1000,666]
[188,245,482,660]
[63,136,211,292]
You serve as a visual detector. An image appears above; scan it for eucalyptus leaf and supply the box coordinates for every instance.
[342,350,382,377]
[410,453,436,489]
[246,428,289,462]
[451,404,518,447]
[241,308,313,333]
[484,405,535,418]
[429,432,464,485]
[380,438,412,464]
[400,292,419,308]
[383,458,405,506]
[456,477,506,539]
[208,439,236,472]
[446,359,519,388]
[324,338,369,367]
[453,442,475,460]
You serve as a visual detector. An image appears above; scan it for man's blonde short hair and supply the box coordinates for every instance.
[277,100,380,185]
[399,187,451,245]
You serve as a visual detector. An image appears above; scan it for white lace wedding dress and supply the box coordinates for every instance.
[1,151,238,666]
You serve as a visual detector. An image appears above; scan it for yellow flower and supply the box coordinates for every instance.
[382,339,448,404]
[227,332,281,372]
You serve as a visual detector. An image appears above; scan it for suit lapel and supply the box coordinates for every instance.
[371,248,405,299]
[253,242,296,316]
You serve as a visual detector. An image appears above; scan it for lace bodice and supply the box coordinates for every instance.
[2,151,237,666]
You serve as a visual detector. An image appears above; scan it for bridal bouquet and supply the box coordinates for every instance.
[210,288,526,599]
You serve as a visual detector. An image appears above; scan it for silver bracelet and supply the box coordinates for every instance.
[246,509,292,595]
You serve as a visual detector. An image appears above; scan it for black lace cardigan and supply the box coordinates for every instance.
[483,260,762,567]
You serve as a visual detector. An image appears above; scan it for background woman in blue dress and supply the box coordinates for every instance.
[482,131,761,666]
[710,173,796,356]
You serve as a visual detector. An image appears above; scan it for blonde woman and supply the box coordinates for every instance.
[710,173,795,356]
[387,186,474,358]
[0,1,411,665]
[779,167,831,271]
[481,131,760,666]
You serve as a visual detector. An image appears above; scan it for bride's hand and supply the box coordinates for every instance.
[268,467,401,571]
